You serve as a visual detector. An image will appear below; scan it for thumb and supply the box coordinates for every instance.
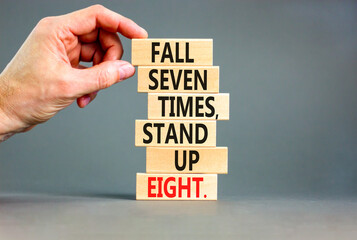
[72,60,135,96]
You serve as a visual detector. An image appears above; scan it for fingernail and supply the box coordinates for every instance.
[119,64,135,81]
[83,96,91,106]
[140,27,148,38]
[90,91,98,101]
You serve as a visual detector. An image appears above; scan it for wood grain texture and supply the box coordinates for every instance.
[148,93,229,120]
[137,66,219,93]
[132,39,213,66]
[135,120,216,147]
[136,173,217,200]
[146,147,228,174]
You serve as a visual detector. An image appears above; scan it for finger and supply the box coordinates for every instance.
[80,42,105,64]
[77,91,98,108]
[80,42,100,62]
[77,43,102,108]
[89,91,98,100]
[79,29,99,43]
[71,60,135,96]
[76,55,101,108]
[67,43,81,67]
[65,4,148,39]
[77,95,90,108]
[78,29,123,60]
[93,48,104,66]
[99,29,123,61]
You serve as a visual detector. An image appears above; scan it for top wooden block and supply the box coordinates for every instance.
[132,39,213,66]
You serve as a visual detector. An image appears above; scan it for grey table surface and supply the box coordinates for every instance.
[0,193,356,240]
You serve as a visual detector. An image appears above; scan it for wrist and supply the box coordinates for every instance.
[0,106,16,142]
[0,73,25,142]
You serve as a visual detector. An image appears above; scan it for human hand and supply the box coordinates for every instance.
[0,5,147,142]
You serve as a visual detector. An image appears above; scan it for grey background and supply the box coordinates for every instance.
[0,0,356,198]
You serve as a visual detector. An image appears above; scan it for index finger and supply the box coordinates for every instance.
[63,4,148,39]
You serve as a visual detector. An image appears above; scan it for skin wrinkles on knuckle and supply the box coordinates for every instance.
[97,68,112,89]
[36,17,60,35]
[97,64,120,89]
[35,17,76,58]
[91,4,105,12]
[57,27,77,51]
[38,17,54,26]
[90,5,107,24]
[37,16,78,56]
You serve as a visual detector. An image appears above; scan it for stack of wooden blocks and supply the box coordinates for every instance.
[132,39,229,200]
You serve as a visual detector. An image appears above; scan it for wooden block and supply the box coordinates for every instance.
[136,173,217,200]
[135,120,216,147]
[137,66,219,93]
[132,39,213,66]
[148,93,229,120]
[146,147,228,174]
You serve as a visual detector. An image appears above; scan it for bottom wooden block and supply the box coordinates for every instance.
[136,173,217,200]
